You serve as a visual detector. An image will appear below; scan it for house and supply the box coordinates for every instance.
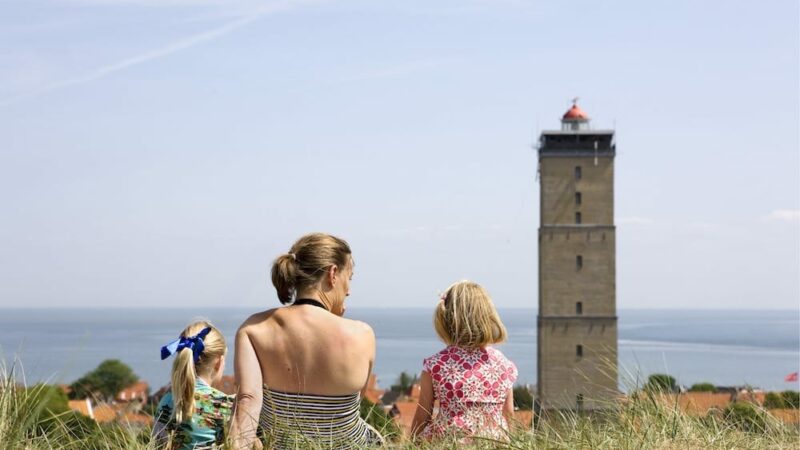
[768,409,800,427]
[512,410,534,428]
[388,383,423,437]
[389,400,419,437]
[655,392,733,416]
[116,381,149,403]
[93,401,153,426]
[361,374,385,405]
[67,399,93,418]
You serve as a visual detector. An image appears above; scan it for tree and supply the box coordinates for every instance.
[390,372,417,393]
[22,384,99,440]
[724,402,767,433]
[513,385,534,410]
[28,384,69,415]
[644,374,677,393]
[688,382,716,393]
[763,392,784,409]
[69,359,138,402]
[781,390,799,409]
[359,398,400,441]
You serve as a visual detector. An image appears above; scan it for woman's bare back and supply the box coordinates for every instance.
[241,305,375,395]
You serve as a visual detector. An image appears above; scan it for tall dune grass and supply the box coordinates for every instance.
[1,362,797,449]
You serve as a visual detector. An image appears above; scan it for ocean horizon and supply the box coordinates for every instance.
[1,307,798,393]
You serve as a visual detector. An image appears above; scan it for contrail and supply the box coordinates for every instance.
[0,4,287,106]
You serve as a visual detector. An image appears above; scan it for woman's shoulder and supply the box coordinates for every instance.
[240,308,280,328]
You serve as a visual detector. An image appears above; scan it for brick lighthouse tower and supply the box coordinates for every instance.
[536,101,618,412]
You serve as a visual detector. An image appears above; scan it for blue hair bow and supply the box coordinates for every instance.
[160,327,212,363]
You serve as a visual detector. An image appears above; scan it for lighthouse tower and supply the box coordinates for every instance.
[536,102,618,412]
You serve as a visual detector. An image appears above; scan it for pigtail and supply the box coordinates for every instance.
[271,253,298,304]
[171,347,196,423]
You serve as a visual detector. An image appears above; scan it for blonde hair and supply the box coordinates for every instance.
[434,280,507,349]
[271,233,352,304]
[171,321,226,423]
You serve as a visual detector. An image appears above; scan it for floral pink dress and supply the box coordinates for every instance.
[421,345,518,440]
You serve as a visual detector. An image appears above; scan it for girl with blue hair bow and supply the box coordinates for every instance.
[153,320,232,450]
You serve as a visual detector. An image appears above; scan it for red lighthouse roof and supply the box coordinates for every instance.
[562,104,589,121]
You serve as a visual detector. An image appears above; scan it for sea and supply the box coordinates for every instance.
[0,308,798,393]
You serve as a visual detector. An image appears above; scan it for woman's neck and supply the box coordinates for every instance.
[295,290,334,311]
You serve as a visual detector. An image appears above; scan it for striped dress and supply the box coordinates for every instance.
[259,387,384,449]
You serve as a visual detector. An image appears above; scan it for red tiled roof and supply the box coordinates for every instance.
[512,410,534,428]
[738,390,766,406]
[120,412,154,426]
[657,393,733,416]
[360,374,385,405]
[92,404,120,423]
[391,400,419,437]
[117,381,149,402]
[67,399,93,418]
[769,408,800,425]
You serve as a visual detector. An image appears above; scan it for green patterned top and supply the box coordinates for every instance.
[153,379,234,450]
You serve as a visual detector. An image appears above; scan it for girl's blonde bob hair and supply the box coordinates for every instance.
[434,280,507,349]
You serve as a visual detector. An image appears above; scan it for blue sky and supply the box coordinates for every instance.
[0,0,797,309]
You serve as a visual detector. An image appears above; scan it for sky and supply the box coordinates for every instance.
[0,0,798,310]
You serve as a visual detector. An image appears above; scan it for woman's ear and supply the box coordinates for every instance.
[327,265,338,288]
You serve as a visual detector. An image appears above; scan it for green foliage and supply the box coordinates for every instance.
[781,390,799,409]
[69,359,138,402]
[763,392,784,409]
[724,402,768,433]
[390,371,417,393]
[27,384,69,415]
[358,398,400,441]
[645,373,678,393]
[38,410,99,440]
[688,382,716,393]
[513,385,534,410]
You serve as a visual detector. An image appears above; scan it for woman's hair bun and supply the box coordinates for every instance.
[270,233,352,305]
[271,253,298,304]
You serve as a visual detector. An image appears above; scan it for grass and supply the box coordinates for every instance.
[1,363,797,450]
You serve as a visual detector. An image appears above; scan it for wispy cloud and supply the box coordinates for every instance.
[0,2,300,106]
[763,209,800,223]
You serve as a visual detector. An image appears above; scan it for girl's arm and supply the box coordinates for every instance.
[410,371,435,439]
[150,417,168,448]
[150,396,170,449]
[229,325,263,450]
[503,387,515,425]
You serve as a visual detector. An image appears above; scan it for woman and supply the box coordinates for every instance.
[230,233,383,449]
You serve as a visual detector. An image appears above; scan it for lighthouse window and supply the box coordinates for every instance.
[575,166,582,180]
[575,192,582,205]
[575,212,582,224]
[576,302,583,315]
[576,255,583,270]
[576,345,583,358]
